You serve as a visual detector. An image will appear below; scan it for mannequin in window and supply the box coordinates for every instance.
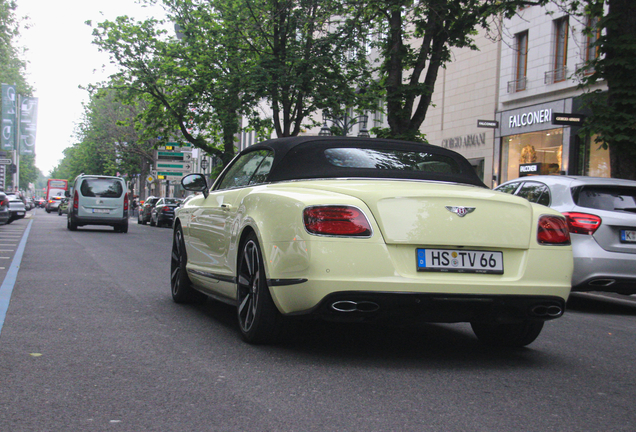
[520,144,537,164]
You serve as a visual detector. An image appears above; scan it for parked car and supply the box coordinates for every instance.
[495,175,636,295]
[57,197,69,215]
[150,197,182,227]
[0,192,10,225]
[67,174,129,233]
[172,136,573,347]
[45,196,64,213]
[137,196,160,225]
[6,194,26,224]
[25,198,35,211]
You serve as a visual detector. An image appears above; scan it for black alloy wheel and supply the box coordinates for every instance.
[170,225,205,303]
[236,233,284,344]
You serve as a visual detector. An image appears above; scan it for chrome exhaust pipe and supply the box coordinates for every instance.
[331,300,380,313]
[547,306,563,317]
[531,304,563,318]
[589,279,616,287]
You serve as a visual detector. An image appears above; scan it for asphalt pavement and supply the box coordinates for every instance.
[1,209,636,432]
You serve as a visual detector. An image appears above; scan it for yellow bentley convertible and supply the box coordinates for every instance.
[172,137,573,347]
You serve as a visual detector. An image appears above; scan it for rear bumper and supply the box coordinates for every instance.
[72,214,128,226]
[301,292,566,324]
[571,235,636,294]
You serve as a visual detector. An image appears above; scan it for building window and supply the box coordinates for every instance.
[510,31,528,92]
[586,17,600,61]
[554,17,569,82]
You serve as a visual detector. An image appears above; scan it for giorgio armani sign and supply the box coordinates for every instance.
[441,132,486,150]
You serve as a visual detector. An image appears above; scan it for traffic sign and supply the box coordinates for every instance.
[155,151,192,162]
[157,142,192,151]
[0,158,12,165]
[146,175,154,183]
[156,162,193,172]
[156,171,185,181]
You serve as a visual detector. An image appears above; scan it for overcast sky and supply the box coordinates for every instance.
[16,0,164,175]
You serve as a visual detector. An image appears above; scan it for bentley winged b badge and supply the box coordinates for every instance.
[445,206,476,217]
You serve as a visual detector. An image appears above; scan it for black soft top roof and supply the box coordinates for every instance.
[234,136,486,188]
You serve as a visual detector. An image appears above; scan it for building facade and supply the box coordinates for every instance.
[494,4,609,185]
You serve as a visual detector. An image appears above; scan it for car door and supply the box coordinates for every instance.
[515,181,551,206]
[187,149,274,296]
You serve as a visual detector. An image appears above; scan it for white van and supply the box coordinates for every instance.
[67,174,129,233]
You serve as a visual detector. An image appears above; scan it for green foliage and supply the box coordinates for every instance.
[18,154,40,187]
[565,0,636,179]
[52,86,156,183]
[365,0,548,140]
[0,0,32,95]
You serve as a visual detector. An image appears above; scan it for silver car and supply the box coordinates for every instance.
[495,175,636,295]
[5,194,26,224]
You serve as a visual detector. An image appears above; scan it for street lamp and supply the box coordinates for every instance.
[320,110,370,137]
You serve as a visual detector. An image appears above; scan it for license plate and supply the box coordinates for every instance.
[16,212,24,216]
[621,230,636,243]
[93,209,110,214]
[417,248,504,274]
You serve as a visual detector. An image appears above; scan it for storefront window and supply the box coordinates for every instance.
[586,134,610,177]
[501,128,563,182]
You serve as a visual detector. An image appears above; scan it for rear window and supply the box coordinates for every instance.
[80,178,124,198]
[324,148,460,174]
[573,186,636,213]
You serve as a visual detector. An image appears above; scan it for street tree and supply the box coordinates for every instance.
[223,0,373,137]
[52,87,157,194]
[366,0,547,142]
[90,1,256,166]
[563,0,636,180]
[0,0,31,95]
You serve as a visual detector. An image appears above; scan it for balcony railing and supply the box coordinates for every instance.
[545,67,568,84]
[575,62,595,77]
[507,77,527,93]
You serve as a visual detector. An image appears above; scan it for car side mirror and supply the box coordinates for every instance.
[65,190,70,197]
[181,174,209,198]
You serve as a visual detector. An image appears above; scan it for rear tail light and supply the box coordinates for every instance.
[303,206,372,237]
[162,206,170,212]
[73,191,79,210]
[562,212,602,235]
[537,215,570,245]
[124,193,129,211]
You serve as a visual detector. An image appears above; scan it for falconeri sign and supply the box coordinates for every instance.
[508,108,552,129]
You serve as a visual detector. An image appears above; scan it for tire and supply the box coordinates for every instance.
[471,320,544,348]
[114,221,129,233]
[150,216,156,227]
[137,213,143,224]
[170,225,206,304]
[236,233,284,344]
[67,215,77,231]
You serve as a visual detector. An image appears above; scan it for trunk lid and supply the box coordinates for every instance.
[300,180,534,249]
